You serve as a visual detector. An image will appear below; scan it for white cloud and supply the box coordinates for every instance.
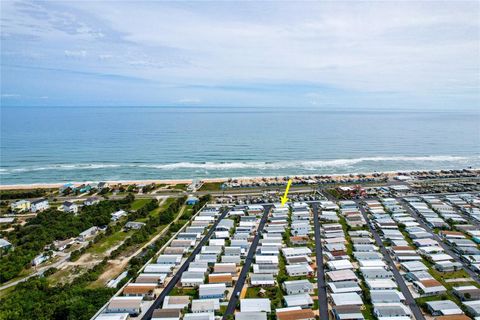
[64,50,87,58]
[98,54,113,60]
[2,1,479,108]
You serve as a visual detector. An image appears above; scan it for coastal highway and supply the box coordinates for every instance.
[140,207,230,320]
[311,203,329,320]
[222,205,272,319]
[355,200,426,320]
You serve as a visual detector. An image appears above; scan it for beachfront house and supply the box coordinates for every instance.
[30,199,49,212]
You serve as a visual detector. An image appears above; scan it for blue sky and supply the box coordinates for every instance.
[1,0,479,109]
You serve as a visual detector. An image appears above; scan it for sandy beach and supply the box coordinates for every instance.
[0,170,410,190]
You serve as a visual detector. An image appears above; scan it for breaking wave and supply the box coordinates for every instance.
[0,155,477,174]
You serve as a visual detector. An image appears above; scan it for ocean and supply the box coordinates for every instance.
[1,106,479,185]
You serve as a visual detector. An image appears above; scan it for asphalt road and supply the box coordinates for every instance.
[311,203,329,320]
[141,207,230,320]
[397,198,480,284]
[355,201,426,320]
[222,204,272,319]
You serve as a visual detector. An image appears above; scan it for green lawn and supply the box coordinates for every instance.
[150,198,176,218]
[198,182,224,191]
[245,286,283,308]
[130,199,150,210]
[430,269,471,281]
[87,230,133,255]
[167,184,188,191]
[170,287,198,298]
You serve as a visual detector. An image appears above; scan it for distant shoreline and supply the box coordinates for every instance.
[1,168,477,190]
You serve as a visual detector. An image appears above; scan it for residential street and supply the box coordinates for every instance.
[311,202,329,320]
[223,204,272,318]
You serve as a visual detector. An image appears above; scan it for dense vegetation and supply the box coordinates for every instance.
[0,193,200,320]
[110,196,186,258]
[0,189,48,200]
[0,195,135,283]
[0,273,115,320]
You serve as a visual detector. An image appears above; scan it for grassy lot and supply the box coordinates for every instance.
[130,198,150,210]
[416,295,447,311]
[245,286,283,309]
[167,184,188,191]
[87,230,134,255]
[170,287,198,298]
[198,182,224,191]
[149,198,176,218]
[430,268,471,281]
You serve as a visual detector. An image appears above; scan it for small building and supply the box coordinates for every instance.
[199,283,226,299]
[370,290,405,304]
[209,273,233,286]
[111,210,127,221]
[286,264,314,277]
[135,273,167,285]
[144,264,174,274]
[240,299,271,313]
[84,197,100,206]
[10,200,31,212]
[30,198,49,212]
[95,313,130,320]
[181,271,204,287]
[157,255,182,265]
[426,300,463,316]
[332,305,364,320]
[330,293,363,306]
[373,303,411,319]
[163,296,191,309]
[123,283,156,299]
[213,263,237,275]
[184,313,214,320]
[0,239,13,252]
[463,300,480,317]
[125,221,146,230]
[283,280,314,295]
[32,253,49,266]
[106,297,143,316]
[152,309,181,320]
[250,273,275,287]
[186,196,200,205]
[61,201,79,214]
[452,285,480,301]
[78,226,99,241]
[191,299,220,313]
[326,269,358,282]
[276,308,315,320]
[235,312,267,320]
[413,279,447,296]
[284,294,314,308]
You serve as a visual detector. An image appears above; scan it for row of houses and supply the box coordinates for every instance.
[97,205,224,318]
[10,195,105,214]
[368,197,477,319]
[445,193,480,223]
[234,202,316,320]
[320,200,413,320]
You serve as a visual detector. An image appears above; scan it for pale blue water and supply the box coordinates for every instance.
[1,107,479,185]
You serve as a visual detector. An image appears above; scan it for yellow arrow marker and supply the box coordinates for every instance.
[280,179,293,207]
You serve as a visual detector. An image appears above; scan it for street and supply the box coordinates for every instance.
[140,207,230,320]
[222,204,272,318]
[355,200,426,320]
[311,202,329,320]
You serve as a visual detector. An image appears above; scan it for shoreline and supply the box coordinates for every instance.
[1,168,478,190]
